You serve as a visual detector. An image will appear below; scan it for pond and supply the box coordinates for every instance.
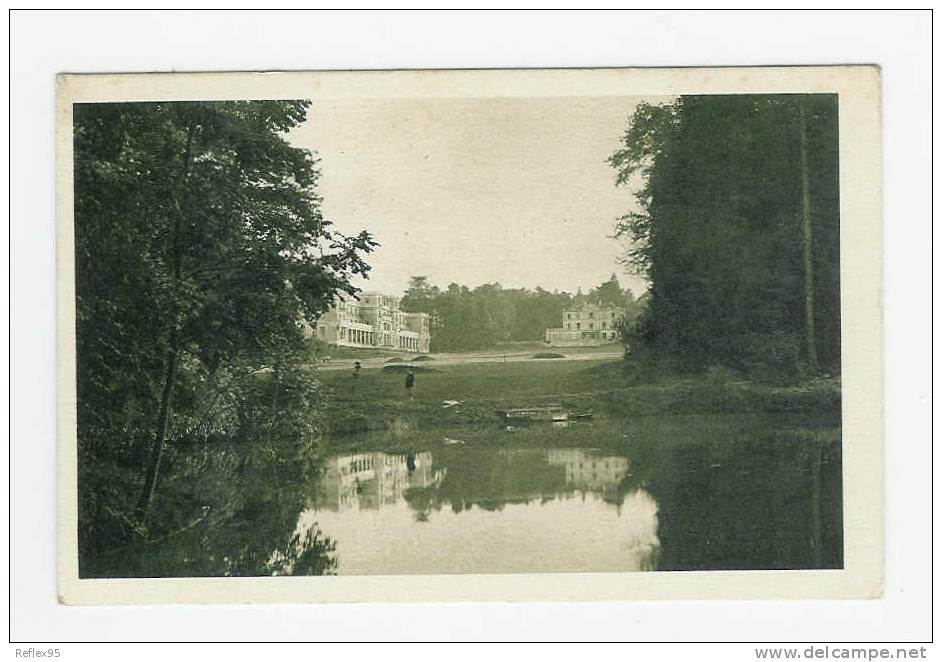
[300,447,659,575]
[81,413,842,577]
[296,413,843,575]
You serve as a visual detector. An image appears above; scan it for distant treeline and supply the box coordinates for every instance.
[399,274,642,352]
[610,94,841,378]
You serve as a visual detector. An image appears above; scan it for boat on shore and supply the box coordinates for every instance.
[495,405,567,423]
[494,405,593,424]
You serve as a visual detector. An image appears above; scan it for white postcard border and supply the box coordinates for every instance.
[55,66,883,605]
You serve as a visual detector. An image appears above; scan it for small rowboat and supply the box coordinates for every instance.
[495,405,568,423]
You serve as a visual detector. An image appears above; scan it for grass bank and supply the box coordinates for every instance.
[318,357,841,437]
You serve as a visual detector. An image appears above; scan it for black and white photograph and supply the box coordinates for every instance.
[10,8,932,650]
[55,67,882,601]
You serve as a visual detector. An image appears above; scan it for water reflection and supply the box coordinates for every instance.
[85,414,842,577]
[296,415,842,576]
[81,437,339,579]
[641,428,843,571]
[299,447,660,575]
[315,450,447,512]
[547,449,630,492]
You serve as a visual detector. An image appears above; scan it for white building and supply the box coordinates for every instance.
[314,292,431,353]
[547,449,631,492]
[314,451,445,511]
[544,303,624,347]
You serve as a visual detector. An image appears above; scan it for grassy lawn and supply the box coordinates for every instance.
[317,358,624,436]
[320,357,621,405]
[316,356,841,438]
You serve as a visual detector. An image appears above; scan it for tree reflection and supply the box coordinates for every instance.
[401,448,569,515]
[634,422,843,571]
[402,485,437,522]
[81,435,337,578]
[269,527,338,576]
[385,417,841,573]
[396,447,646,517]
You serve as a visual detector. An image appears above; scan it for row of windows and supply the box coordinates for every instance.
[566,321,610,330]
[342,456,374,474]
[546,330,614,340]
[339,453,432,475]
[319,322,425,347]
[340,327,374,344]
[566,311,618,320]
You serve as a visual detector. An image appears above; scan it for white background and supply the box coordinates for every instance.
[6,8,934,653]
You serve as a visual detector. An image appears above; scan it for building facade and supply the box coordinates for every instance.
[314,291,431,353]
[547,449,631,493]
[312,451,445,512]
[544,303,624,347]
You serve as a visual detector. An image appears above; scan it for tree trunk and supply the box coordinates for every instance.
[809,438,823,567]
[798,98,819,372]
[135,117,196,526]
[135,339,179,523]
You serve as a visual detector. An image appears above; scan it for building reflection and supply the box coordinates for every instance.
[302,446,662,575]
[546,449,631,494]
[314,447,641,514]
[314,451,447,511]
[299,422,844,575]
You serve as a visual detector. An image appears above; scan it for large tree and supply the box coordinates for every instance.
[74,100,376,557]
[609,94,840,376]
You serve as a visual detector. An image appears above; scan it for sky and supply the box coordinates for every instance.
[288,95,668,299]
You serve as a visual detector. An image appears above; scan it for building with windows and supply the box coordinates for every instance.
[547,449,631,493]
[543,303,624,347]
[312,451,446,511]
[313,291,431,353]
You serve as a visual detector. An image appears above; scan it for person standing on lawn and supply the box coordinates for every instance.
[405,368,416,401]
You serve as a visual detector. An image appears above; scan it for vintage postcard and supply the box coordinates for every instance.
[56,66,882,604]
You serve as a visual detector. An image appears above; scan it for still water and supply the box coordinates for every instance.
[299,447,660,575]
[292,414,843,575]
[84,413,842,577]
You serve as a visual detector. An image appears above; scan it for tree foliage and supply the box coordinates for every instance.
[610,95,841,377]
[400,275,641,352]
[74,100,375,573]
